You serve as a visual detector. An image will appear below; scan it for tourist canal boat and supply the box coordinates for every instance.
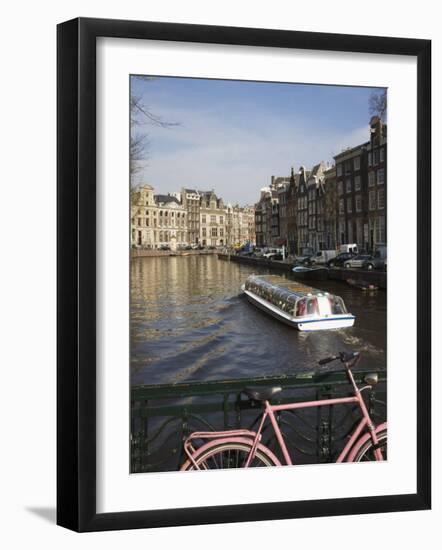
[242,274,355,331]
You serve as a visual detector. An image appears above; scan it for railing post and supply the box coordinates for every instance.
[316,386,332,463]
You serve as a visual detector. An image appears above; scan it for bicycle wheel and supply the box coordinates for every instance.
[353,430,387,462]
[182,441,277,471]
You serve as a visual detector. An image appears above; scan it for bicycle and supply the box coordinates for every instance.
[181,351,387,470]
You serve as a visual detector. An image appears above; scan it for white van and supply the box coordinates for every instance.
[308,250,337,265]
[339,243,358,255]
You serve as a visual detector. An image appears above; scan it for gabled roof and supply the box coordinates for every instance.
[155,194,181,205]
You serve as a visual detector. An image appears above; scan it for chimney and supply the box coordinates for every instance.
[370,116,382,146]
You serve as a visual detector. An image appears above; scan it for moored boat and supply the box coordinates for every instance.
[242,274,355,331]
[292,265,328,281]
[346,278,379,291]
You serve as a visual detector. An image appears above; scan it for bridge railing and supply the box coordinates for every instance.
[131,368,386,473]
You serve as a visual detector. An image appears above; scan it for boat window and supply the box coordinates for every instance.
[306,297,319,315]
[328,296,347,314]
[296,298,307,317]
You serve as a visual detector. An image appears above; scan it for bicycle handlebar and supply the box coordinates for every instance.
[318,351,360,365]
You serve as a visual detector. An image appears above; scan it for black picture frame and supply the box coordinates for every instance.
[57,17,431,532]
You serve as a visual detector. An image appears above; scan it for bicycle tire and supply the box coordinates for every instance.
[353,430,387,462]
[181,441,278,470]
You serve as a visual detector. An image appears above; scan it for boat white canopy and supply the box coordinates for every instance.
[244,274,348,318]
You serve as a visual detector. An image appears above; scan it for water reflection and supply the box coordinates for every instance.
[130,255,386,386]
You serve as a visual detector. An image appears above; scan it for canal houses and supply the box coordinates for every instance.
[295,166,310,254]
[286,167,300,255]
[154,193,188,250]
[131,184,159,248]
[366,116,387,251]
[131,184,255,250]
[253,117,387,256]
[226,204,256,247]
[323,165,338,250]
[131,120,387,254]
[254,176,290,248]
[181,188,201,245]
[333,116,387,252]
[199,190,227,247]
[307,162,327,252]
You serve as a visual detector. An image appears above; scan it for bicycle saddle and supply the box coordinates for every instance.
[243,386,282,402]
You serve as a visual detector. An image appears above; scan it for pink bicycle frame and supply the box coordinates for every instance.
[244,367,384,467]
[182,364,385,470]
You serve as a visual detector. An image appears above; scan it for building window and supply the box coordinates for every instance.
[339,198,345,215]
[347,197,352,213]
[339,219,346,244]
[373,149,379,165]
[369,190,376,210]
[377,216,386,243]
[201,215,206,223]
[220,216,224,224]
[378,188,385,209]
[377,168,385,185]
[346,178,352,193]
[380,147,385,163]
[347,221,353,242]
[202,227,206,237]
[220,228,224,237]
[354,156,360,170]
[211,227,217,237]
[368,171,375,187]
[210,215,216,224]
[355,194,362,212]
[354,175,361,191]
[146,218,149,226]
[368,152,372,166]
[337,163,343,176]
[338,181,344,195]
[345,160,351,174]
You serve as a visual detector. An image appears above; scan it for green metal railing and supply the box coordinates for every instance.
[131,368,387,473]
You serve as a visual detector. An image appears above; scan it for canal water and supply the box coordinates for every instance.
[130,255,386,386]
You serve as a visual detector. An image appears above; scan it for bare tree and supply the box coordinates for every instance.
[369,89,387,122]
[130,76,180,182]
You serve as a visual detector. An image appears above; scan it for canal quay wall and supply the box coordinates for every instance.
[131,249,217,258]
[217,254,386,289]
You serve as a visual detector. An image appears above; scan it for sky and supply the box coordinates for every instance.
[130,76,382,205]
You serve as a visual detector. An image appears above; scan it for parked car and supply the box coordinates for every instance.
[326,252,353,268]
[294,247,315,265]
[159,245,171,251]
[343,254,374,269]
[306,250,337,265]
[267,253,283,261]
[363,248,387,270]
[262,248,283,259]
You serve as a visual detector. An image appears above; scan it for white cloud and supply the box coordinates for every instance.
[134,105,370,204]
